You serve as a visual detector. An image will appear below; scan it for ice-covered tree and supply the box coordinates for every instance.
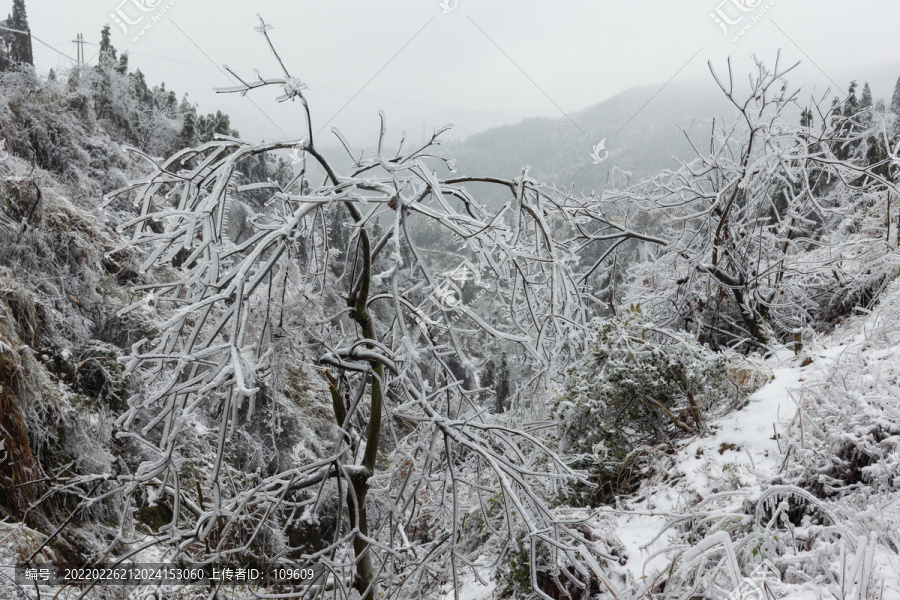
[602,55,898,349]
[843,80,860,117]
[97,16,639,600]
[0,0,31,70]
[99,23,116,59]
[892,75,900,136]
[859,81,873,110]
[891,76,900,117]
[7,0,32,66]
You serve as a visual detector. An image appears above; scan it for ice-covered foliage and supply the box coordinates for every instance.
[552,308,729,505]
[778,273,900,499]
[603,53,899,351]
[2,17,900,599]
[0,131,148,576]
[618,279,900,599]
[94,16,665,600]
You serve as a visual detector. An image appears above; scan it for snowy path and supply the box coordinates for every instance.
[447,281,900,600]
[609,278,900,597]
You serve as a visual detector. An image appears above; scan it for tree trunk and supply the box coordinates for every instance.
[697,264,768,346]
[731,286,767,346]
[346,226,382,600]
[349,477,376,599]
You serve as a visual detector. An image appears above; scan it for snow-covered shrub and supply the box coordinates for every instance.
[806,187,900,328]
[606,56,895,352]
[0,68,90,176]
[552,308,728,504]
[778,290,900,498]
[496,537,572,599]
[71,340,128,409]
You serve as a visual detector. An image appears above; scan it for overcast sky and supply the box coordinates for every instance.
[14,1,900,144]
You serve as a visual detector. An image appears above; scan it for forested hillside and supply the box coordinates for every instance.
[443,79,736,199]
[1,7,900,600]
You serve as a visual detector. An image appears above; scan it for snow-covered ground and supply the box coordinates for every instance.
[604,279,900,599]
[451,280,900,599]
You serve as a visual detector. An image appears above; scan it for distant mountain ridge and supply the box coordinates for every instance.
[318,64,900,202]
[316,78,736,203]
[439,77,738,199]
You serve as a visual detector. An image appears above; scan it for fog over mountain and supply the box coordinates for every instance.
[444,78,736,195]
[326,60,900,202]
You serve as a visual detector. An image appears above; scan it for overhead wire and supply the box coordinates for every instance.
[0,24,78,62]
[20,27,688,135]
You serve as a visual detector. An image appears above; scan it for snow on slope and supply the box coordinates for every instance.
[445,278,900,600]
[603,276,900,599]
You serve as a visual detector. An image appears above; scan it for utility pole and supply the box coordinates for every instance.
[71,33,84,68]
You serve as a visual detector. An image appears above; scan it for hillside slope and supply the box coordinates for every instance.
[0,66,332,593]
[1,50,899,600]
[452,274,900,599]
[441,78,737,199]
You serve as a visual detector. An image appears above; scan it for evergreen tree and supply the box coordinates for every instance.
[833,82,862,160]
[117,52,129,75]
[177,110,198,149]
[842,81,859,117]
[99,24,117,60]
[7,0,32,65]
[891,76,900,117]
[197,110,235,143]
[891,76,900,136]
[132,69,152,106]
[94,25,121,121]
[860,82,873,110]
[179,94,192,114]
[165,90,178,117]
[858,82,874,128]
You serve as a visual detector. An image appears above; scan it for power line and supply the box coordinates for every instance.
[168,19,287,135]
[71,33,85,68]
[316,17,435,135]
[0,24,77,63]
